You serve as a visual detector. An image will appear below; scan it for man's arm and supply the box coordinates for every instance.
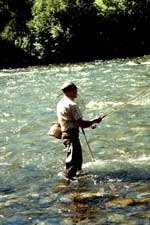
[77,116,102,128]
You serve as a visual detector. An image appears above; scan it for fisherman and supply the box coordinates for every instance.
[57,82,102,180]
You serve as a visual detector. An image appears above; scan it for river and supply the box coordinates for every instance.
[0,56,150,224]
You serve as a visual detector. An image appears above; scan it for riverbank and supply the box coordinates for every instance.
[0,42,149,69]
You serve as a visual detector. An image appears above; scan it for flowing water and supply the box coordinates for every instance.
[0,56,150,224]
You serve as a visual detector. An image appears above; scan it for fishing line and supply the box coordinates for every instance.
[102,86,150,119]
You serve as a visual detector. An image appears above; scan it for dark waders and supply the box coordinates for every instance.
[62,129,83,179]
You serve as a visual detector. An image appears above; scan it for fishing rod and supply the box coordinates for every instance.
[102,87,150,119]
[82,86,150,162]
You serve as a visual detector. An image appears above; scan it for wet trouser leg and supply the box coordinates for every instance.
[65,139,83,179]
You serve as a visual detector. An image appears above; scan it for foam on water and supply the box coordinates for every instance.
[83,154,150,171]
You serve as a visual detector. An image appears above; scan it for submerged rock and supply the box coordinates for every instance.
[73,192,112,205]
[106,196,150,207]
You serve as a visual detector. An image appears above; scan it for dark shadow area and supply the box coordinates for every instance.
[94,168,150,183]
[0,39,37,69]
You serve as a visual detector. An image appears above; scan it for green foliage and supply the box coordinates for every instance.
[0,0,33,47]
[0,0,150,68]
[28,0,56,60]
[95,0,126,14]
[27,0,99,61]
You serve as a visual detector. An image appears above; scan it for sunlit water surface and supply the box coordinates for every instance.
[0,56,150,224]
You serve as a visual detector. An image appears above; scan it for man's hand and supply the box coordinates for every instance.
[93,116,102,124]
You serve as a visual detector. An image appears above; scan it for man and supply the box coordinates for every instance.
[57,82,102,180]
